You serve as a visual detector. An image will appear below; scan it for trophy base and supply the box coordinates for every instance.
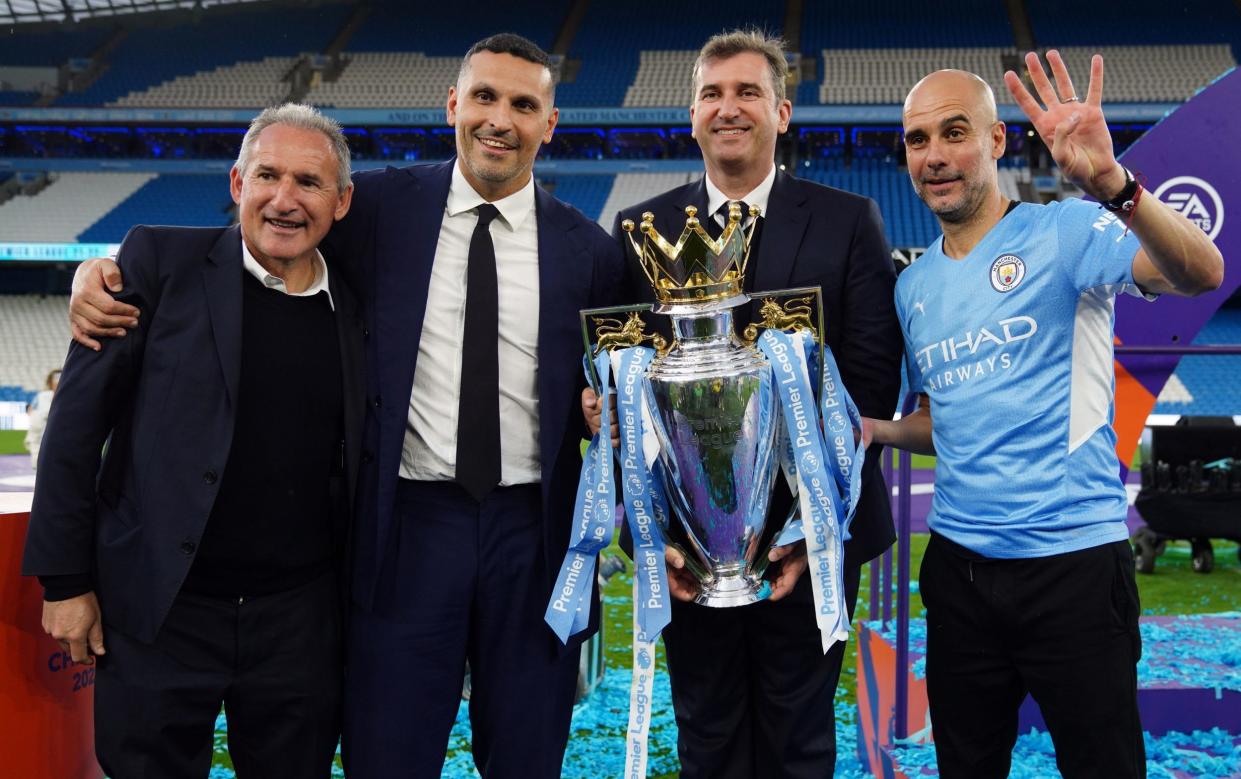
[694,574,771,608]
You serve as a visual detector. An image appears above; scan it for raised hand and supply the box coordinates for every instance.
[1004,50,1127,201]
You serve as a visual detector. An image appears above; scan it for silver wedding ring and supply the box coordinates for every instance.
[1063,96,1080,103]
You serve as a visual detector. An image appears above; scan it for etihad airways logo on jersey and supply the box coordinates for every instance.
[914,315,1038,391]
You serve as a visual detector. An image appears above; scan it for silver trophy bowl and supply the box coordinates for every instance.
[646,297,781,607]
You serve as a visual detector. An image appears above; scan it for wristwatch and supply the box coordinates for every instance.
[1099,167,1142,215]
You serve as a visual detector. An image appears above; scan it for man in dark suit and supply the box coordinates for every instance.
[25,104,364,778]
[587,29,902,778]
[72,33,624,778]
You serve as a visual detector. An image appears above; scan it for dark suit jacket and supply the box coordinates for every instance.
[318,160,625,646]
[22,225,366,644]
[613,171,902,565]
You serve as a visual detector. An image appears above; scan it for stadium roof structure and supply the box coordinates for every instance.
[0,0,265,25]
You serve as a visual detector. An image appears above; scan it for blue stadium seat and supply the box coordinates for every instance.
[557,0,784,107]
[801,0,1013,49]
[1028,0,1241,46]
[800,158,940,249]
[1153,304,1241,416]
[0,91,39,106]
[61,5,351,106]
[541,175,614,223]
[76,174,233,243]
[0,27,110,67]
[346,1,567,54]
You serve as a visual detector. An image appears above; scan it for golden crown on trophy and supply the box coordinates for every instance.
[621,202,760,306]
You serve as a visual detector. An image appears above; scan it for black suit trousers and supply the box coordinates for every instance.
[94,571,342,779]
[663,562,862,779]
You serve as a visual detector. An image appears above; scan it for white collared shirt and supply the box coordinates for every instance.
[400,161,542,485]
[704,164,776,228]
[240,238,335,310]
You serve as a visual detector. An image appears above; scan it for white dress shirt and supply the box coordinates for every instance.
[704,164,776,229]
[240,238,335,310]
[400,162,542,485]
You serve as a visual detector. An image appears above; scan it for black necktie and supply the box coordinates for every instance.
[456,203,501,501]
[713,200,763,293]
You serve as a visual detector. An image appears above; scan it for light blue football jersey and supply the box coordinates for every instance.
[896,199,1144,558]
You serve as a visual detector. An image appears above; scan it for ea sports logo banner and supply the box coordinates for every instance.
[1108,68,1241,466]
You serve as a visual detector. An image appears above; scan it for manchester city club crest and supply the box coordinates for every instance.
[990,254,1026,292]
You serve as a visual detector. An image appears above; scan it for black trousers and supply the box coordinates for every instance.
[94,570,343,779]
[662,562,862,779]
[921,534,1145,779]
[343,480,580,779]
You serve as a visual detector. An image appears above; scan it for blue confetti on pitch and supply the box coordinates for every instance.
[892,727,1241,777]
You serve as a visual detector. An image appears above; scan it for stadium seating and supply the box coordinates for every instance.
[0,295,70,393]
[1153,305,1241,416]
[0,91,39,106]
[65,5,349,106]
[542,175,614,224]
[344,1,565,55]
[819,48,1019,105]
[623,51,697,107]
[801,158,941,248]
[114,57,297,108]
[0,172,156,242]
[307,53,460,109]
[557,0,784,107]
[0,27,110,67]
[595,171,700,228]
[77,174,233,243]
[1028,0,1241,48]
[1047,46,1236,103]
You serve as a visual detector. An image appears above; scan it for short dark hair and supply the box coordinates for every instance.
[459,32,557,101]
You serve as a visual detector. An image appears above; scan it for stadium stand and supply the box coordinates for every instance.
[556,0,784,107]
[343,1,565,54]
[0,91,39,106]
[77,174,233,243]
[542,175,614,224]
[596,172,701,228]
[307,53,460,109]
[114,56,297,108]
[0,295,70,393]
[1153,304,1241,415]
[0,26,110,68]
[63,5,350,106]
[0,172,155,241]
[819,48,1019,105]
[1047,46,1236,103]
[1028,0,1241,49]
[801,158,940,249]
[623,51,697,107]
[801,0,1016,50]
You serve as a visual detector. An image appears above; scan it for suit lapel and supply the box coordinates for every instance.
[330,270,365,502]
[751,171,810,294]
[202,225,244,407]
[535,187,582,492]
[377,162,451,444]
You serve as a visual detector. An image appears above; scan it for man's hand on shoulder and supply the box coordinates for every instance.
[42,592,105,664]
[70,258,139,351]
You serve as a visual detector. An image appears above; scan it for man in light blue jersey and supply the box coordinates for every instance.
[865,52,1223,778]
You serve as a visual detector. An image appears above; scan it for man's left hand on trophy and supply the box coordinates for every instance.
[582,386,809,602]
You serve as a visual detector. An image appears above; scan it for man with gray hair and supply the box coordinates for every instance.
[23,102,364,778]
[588,27,901,778]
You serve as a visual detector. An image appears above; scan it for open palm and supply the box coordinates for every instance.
[1004,50,1121,200]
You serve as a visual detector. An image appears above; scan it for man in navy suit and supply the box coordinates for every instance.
[71,33,624,779]
[27,104,364,778]
[586,30,902,778]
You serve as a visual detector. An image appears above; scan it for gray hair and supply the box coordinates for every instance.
[234,103,352,194]
[693,28,789,104]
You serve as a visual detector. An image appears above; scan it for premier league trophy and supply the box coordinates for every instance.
[592,202,823,606]
[546,203,854,776]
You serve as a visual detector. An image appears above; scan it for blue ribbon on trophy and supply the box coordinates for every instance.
[545,350,616,642]
[758,328,853,651]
